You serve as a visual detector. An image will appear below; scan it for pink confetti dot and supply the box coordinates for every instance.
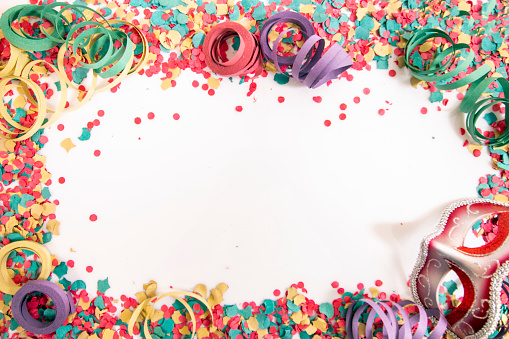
[420,107,428,114]
[331,281,339,288]
[375,280,383,287]
[57,124,64,131]
[192,80,199,88]
[147,112,155,120]
[67,260,74,268]
[93,119,100,126]
[39,136,48,144]
[353,96,360,104]
[94,150,101,157]
[340,103,347,110]
[89,214,97,222]
[357,283,364,290]
[58,177,65,184]
[208,89,215,96]
[324,120,331,127]
[97,110,105,117]
[346,74,354,81]
[473,149,481,157]
[87,122,94,129]
[313,96,322,103]
[201,84,209,91]
[86,266,93,273]
[235,106,243,112]
[388,70,396,77]
[339,113,347,120]
[363,88,370,95]
[278,96,285,103]
[173,113,180,120]
[134,117,141,124]
[457,93,464,100]
[273,289,281,297]
[378,109,385,116]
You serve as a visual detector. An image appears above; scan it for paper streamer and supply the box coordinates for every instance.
[404,28,509,146]
[260,11,353,88]
[346,299,448,339]
[203,21,263,77]
[0,241,52,295]
[0,3,148,140]
[11,280,75,334]
[128,290,215,339]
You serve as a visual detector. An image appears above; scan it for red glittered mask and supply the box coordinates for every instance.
[411,199,509,339]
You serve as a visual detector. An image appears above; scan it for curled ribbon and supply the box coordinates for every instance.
[346,299,448,339]
[0,3,148,140]
[11,280,76,335]
[0,240,52,295]
[260,11,352,88]
[203,21,263,77]
[404,28,509,146]
[128,290,215,339]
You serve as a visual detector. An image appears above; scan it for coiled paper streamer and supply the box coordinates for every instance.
[0,240,51,295]
[11,280,75,335]
[203,21,263,77]
[404,28,509,146]
[128,290,214,339]
[260,11,353,89]
[346,299,448,339]
[0,3,147,140]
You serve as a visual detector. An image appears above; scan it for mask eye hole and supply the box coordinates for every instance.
[459,212,509,256]
[436,269,465,318]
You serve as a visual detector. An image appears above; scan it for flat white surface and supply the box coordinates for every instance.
[1,0,497,305]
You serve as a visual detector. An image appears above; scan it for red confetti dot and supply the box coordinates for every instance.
[89,214,97,222]
[39,136,48,144]
[134,117,141,124]
[337,288,344,294]
[208,89,215,96]
[347,74,354,81]
[235,106,243,112]
[375,280,383,287]
[192,80,199,88]
[378,109,385,116]
[457,93,464,100]
[173,113,180,120]
[147,112,155,120]
[420,107,428,114]
[67,260,74,268]
[57,124,64,131]
[201,84,209,91]
[313,96,322,103]
[324,120,331,127]
[357,283,364,290]
[353,96,360,104]
[339,113,347,120]
[363,88,370,95]
[94,150,101,157]
[87,122,94,130]
[388,70,396,77]
[58,177,65,184]
[340,103,347,110]
[93,119,100,126]
[97,110,105,117]
[273,289,281,297]
[473,149,481,157]
[278,96,285,103]
[86,266,93,273]
[331,281,339,288]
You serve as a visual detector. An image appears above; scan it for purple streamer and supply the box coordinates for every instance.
[346,299,448,339]
[259,11,353,88]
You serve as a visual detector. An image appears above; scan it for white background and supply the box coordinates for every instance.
[1,0,496,305]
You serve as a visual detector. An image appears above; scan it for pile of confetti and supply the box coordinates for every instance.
[2,0,509,338]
